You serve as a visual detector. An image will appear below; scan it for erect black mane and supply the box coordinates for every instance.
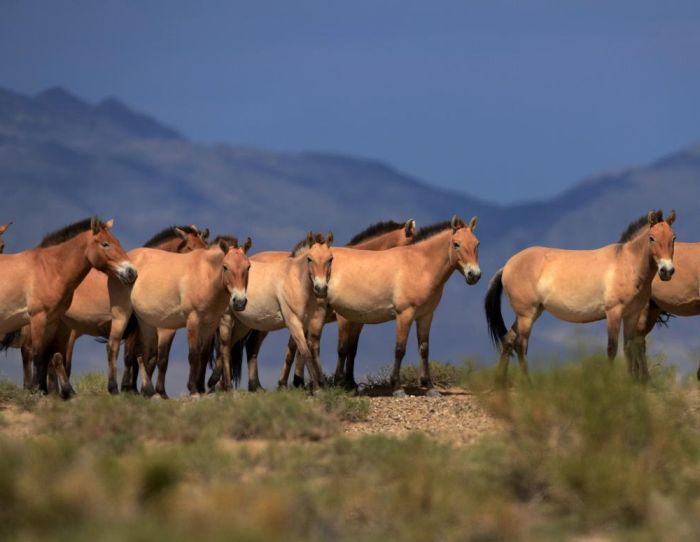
[410,221,452,244]
[39,217,101,248]
[211,235,239,247]
[347,220,403,246]
[291,233,326,256]
[143,225,200,248]
[617,211,660,243]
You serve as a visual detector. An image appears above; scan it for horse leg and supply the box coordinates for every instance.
[207,315,231,391]
[623,311,647,383]
[334,316,351,385]
[285,313,320,392]
[186,317,204,395]
[495,324,517,388]
[245,330,267,392]
[106,312,130,395]
[277,334,296,388]
[29,313,55,394]
[343,322,363,391]
[390,309,416,397]
[605,307,623,367]
[415,313,435,390]
[20,329,33,390]
[305,302,328,388]
[121,327,139,393]
[514,310,541,385]
[155,329,176,398]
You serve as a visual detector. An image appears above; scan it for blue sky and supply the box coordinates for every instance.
[1,0,699,203]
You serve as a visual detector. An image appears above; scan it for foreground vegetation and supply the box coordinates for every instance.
[0,356,699,541]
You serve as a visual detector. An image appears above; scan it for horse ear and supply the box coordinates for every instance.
[0,222,11,235]
[405,219,416,237]
[90,216,101,234]
[218,239,230,253]
[647,210,660,226]
[450,215,465,232]
[468,216,478,231]
[174,227,187,240]
[201,228,210,241]
[307,231,315,245]
[326,232,334,246]
[243,237,252,254]
[104,219,114,230]
[666,210,676,226]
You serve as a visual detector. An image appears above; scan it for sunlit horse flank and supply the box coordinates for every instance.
[51,225,209,394]
[0,217,137,397]
[485,210,676,385]
[311,215,481,396]
[208,232,334,393]
[127,236,251,397]
[636,238,700,380]
[238,219,417,391]
[0,222,11,253]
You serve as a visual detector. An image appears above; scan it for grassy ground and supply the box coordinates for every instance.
[0,356,699,541]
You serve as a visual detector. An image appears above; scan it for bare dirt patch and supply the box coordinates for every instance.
[343,390,502,444]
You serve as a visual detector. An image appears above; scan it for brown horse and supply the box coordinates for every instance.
[58,225,209,393]
[127,237,251,396]
[303,216,480,396]
[0,217,136,396]
[207,232,334,392]
[485,210,676,385]
[636,241,700,380]
[236,219,417,391]
[0,222,11,253]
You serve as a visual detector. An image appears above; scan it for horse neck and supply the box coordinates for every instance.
[39,232,94,293]
[349,230,403,251]
[624,230,656,283]
[408,229,455,288]
[288,254,312,293]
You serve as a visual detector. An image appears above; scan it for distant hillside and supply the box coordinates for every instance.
[1,86,699,391]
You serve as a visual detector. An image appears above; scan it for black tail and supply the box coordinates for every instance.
[231,332,251,388]
[653,299,675,328]
[94,313,139,344]
[484,269,508,347]
[0,329,20,353]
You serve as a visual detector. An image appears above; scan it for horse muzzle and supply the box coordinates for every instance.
[464,265,481,285]
[230,290,248,312]
[658,263,675,282]
[116,262,138,285]
[312,279,328,299]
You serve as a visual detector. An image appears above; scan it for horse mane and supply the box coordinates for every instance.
[347,220,403,246]
[143,225,200,248]
[617,210,661,243]
[211,235,239,247]
[291,233,326,256]
[39,217,102,248]
[410,221,452,244]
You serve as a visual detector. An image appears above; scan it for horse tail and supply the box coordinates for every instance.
[0,329,20,353]
[485,269,508,347]
[231,332,251,389]
[208,332,220,369]
[651,300,674,328]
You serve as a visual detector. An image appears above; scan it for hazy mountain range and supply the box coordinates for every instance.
[1,86,699,391]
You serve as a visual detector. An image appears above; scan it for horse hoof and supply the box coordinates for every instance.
[141,382,155,398]
[108,382,120,395]
[61,385,77,400]
[425,389,442,398]
[292,375,305,388]
[392,389,407,398]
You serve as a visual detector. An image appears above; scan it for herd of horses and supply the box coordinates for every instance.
[0,208,693,400]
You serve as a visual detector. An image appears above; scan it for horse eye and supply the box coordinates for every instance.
[223,265,229,272]
[101,241,110,248]
[649,236,656,243]
[307,257,312,263]
[453,242,460,250]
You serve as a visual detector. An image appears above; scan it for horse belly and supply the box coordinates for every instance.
[541,292,605,323]
[331,301,395,325]
[132,299,187,330]
[234,306,285,332]
[0,311,29,335]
